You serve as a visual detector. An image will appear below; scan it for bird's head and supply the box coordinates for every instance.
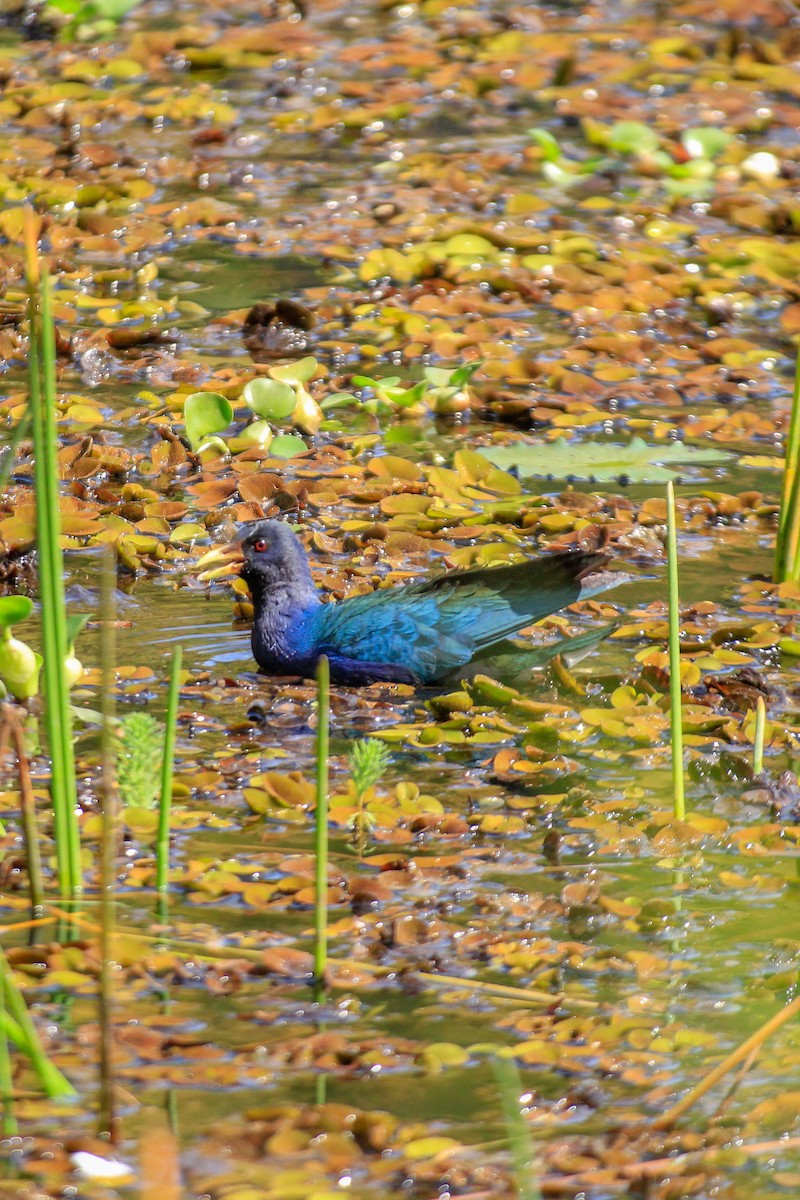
[196,520,315,596]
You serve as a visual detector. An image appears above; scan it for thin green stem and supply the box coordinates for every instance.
[313,656,330,996]
[7,707,44,917]
[666,482,685,821]
[753,696,766,776]
[157,646,182,897]
[98,550,117,1139]
[776,340,800,581]
[492,1058,542,1200]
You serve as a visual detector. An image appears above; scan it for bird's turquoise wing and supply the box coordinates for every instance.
[313,551,607,684]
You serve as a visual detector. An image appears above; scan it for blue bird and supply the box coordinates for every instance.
[196,520,613,686]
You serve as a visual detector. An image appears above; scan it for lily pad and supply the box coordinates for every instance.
[480,436,731,483]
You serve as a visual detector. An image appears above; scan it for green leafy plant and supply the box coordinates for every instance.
[531,120,736,199]
[481,436,730,484]
[423,361,482,415]
[44,0,141,39]
[348,738,391,856]
[182,358,325,459]
[350,373,430,416]
[115,713,165,809]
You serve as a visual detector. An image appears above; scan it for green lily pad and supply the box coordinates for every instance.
[480,436,731,483]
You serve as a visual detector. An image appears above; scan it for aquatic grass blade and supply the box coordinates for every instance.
[753,696,766,775]
[98,551,117,1138]
[7,707,44,917]
[0,967,17,1135]
[156,645,182,898]
[775,337,800,581]
[666,482,685,821]
[0,943,75,1099]
[24,212,81,896]
[492,1057,542,1200]
[314,655,330,995]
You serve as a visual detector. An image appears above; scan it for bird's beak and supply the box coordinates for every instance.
[196,538,245,581]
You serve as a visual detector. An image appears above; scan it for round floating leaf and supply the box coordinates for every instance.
[608,120,660,155]
[242,378,296,422]
[681,126,733,160]
[0,595,33,630]
[480,436,730,483]
[269,434,308,459]
[183,392,233,450]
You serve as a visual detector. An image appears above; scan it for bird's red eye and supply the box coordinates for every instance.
[253,538,268,553]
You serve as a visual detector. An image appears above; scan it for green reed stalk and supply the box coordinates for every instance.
[0,969,17,1136]
[492,1058,542,1200]
[0,943,74,1099]
[666,482,685,820]
[24,213,80,896]
[314,656,330,995]
[156,645,182,897]
[775,340,800,581]
[98,551,117,1138]
[753,696,767,775]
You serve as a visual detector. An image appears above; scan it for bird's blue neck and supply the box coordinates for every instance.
[247,567,322,674]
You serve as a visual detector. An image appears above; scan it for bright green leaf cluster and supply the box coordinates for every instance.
[349,738,392,800]
[116,712,165,809]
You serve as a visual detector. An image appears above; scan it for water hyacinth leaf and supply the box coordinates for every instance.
[320,391,358,411]
[528,128,562,162]
[0,596,33,630]
[269,356,317,386]
[65,613,89,647]
[242,378,297,422]
[480,436,731,483]
[352,375,401,391]
[183,392,233,450]
[681,127,733,160]
[269,434,308,458]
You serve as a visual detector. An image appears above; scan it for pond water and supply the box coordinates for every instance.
[2,0,800,1197]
